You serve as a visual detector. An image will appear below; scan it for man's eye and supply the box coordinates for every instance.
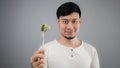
[72,20,77,24]
[63,20,68,24]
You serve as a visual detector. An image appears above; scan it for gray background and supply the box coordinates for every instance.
[0,0,120,68]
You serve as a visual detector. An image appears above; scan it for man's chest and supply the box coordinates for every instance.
[47,47,92,68]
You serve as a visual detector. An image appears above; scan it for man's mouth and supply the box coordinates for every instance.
[65,31,73,35]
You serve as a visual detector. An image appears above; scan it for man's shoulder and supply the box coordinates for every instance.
[42,40,57,48]
[45,40,56,46]
[82,41,97,53]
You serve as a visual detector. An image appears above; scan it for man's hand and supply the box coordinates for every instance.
[30,49,46,68]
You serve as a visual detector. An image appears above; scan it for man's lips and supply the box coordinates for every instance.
[65,31,73,35]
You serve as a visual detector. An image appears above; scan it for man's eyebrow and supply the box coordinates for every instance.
[60,19,68,20]
[72,18,78,20]
[61,18,78,20]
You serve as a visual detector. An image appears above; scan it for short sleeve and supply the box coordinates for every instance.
[91,49,100,68]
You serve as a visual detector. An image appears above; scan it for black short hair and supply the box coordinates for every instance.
[56,2,81,19]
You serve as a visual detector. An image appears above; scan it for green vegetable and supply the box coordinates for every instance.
[41,24,50,32]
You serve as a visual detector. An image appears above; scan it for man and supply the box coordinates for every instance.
[30,2,100,68]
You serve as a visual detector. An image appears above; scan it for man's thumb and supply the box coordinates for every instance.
[38,48,46,55]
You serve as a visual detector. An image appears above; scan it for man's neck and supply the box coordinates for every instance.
[57,36,82,48]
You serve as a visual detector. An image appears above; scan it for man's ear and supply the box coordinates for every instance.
[79,17,82,24]
[57,19,60,24]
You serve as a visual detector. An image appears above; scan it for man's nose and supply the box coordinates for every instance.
[66,22,73,29]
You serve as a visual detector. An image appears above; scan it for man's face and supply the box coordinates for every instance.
[57,12,82,40]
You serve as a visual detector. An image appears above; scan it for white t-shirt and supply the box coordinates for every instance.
[40,40,100,68]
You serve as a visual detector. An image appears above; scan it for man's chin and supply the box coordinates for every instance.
[64,36,76,40]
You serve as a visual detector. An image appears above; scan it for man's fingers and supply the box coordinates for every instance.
[32,59,45,67]
[33,54,45,62]
[30,49,46,68]
[30,49,45,63]
[36,48,46,55]
[37,59,45,66]
[38,64,45,68]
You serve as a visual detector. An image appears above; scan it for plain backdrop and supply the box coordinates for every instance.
[0,0,120,68]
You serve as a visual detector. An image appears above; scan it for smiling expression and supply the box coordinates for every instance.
[57,12,82,40]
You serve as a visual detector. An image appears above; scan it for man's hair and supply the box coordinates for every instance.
[56,2,81,19]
